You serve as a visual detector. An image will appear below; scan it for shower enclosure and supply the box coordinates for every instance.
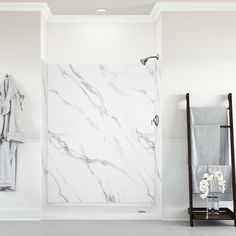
[43,63,160,206]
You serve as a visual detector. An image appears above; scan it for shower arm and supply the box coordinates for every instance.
[140,54,159,65]
[147,55,158,60]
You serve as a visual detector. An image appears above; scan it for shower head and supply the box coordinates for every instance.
[140,54,159,65]
[140,58,149,65]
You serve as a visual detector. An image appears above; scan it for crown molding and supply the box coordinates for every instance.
[150,2,161,22]
[0,2,152,23]
[47,15,153,24]
[1,2,236,23]
[0,2,51,15]
[158,2,236,12]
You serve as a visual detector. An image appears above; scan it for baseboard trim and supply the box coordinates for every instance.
[0,208,188,220]
[43,209,188,220]
[0,208,41,221]
[42,212,161,220]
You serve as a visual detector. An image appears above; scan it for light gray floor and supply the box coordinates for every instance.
[0,220,235,236]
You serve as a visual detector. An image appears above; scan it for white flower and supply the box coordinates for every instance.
[203,173,209,179]
[207,175,214,181]
[199,170,226,199]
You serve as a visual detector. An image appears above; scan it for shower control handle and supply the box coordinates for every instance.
[151,115,159,127]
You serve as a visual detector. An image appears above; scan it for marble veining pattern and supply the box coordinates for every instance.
[47,64,160,204]
[42,61,48,177]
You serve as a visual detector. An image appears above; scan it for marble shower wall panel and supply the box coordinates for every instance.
[47,64,159,204]
[42,62,48,175]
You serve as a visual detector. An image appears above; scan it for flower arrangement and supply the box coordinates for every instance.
[199,170,226,199]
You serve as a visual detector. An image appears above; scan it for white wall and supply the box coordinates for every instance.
[0,12,41,140]
[161,12,236,139]
[155,15,162,57]
[161,12,236,219]
[0,12,41,219]
[47,23,156,64]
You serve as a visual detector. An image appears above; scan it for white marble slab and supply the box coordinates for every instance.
[47,64,160,204]
[42,61,48,176]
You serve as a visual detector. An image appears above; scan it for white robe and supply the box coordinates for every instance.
[0,76,24,191]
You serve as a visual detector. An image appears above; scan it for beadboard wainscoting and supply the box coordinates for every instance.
[0,142,41,220]
[162,139,189,220]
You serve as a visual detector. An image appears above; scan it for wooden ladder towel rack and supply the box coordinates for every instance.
[186,93,236,227]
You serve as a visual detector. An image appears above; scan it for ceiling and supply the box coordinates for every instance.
[1,0,236,15]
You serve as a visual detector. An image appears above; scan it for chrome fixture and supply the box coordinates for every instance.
[140,54,159,65]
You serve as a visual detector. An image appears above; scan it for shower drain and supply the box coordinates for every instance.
[138,210,146,213]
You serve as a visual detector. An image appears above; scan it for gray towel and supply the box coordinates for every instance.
[191,125,221,165]
[192,165,232,193]
[190,107,228,125]
[192,165,208,193]
[190,107,229,165]
[190,107,231,200]
[208,165,232,193]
